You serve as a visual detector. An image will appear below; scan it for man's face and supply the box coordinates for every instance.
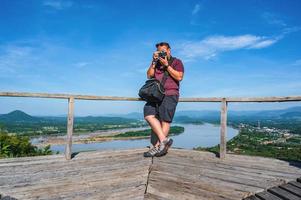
[157,45,171,57]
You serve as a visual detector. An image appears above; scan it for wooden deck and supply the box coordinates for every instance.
[245,179,301,200]
[1,148,301,200]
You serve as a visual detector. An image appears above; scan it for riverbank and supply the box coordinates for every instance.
[33,126,185,147]
[195,127,301,161]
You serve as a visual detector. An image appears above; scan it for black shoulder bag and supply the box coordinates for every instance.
[138,57,174,103]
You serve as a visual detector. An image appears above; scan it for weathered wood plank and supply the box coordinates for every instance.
[280,184,301,197]
[144,193,170,200]
[149,169,248,199]
[151,163,262,194]
[0,157,148,183]
[0,148,147,168]
[220,98,228,159]
[225,154,301,167]
[0,154,63,164]
[244,196,261,200]
[0,155,148,176]
[268,187,301,200]
[255,191,283,200]
[152,160,285,189]
[1,91,301,102]
[156,155,301,179]
[0,160,149,188]
[65,97,74,160]
[10,171,146,199]
[289,181,301,189]
[147,175,232,200]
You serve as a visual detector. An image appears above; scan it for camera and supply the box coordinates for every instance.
[153,51,167,63]
[158,51,167,58]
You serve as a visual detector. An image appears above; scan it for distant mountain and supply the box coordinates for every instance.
[0,110,141,124]
[177,106,301,119]
[173,116,204,124]
[280,112,301,119]
[1,106,301,124]
[176,110,219,118]
[0,110,41,123]
[75,115,139,124]
[104,112,144,119]
[254,106,301,117]
[109,106,301,121]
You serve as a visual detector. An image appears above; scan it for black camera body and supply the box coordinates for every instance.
[158,51,167,58]
[153,51,167,66]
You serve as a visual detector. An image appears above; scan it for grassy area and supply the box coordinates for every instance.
[194,128,301,161]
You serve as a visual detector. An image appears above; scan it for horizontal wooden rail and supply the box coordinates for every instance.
[1,91,301,160]
[1,92,301,102]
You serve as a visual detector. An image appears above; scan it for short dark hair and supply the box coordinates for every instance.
[155,42,171,49]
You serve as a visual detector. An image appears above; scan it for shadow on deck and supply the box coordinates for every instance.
[0,148,301,200]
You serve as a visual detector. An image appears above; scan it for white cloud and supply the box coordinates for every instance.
[43,0,73,10]
[192,4,201,15]
[262,12,287,27]
[0,45,36,74]
[190,3,203,25]
[248,38,278,49]
[176,34,279,60]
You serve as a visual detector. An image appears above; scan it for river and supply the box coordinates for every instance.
[48,123,239,154]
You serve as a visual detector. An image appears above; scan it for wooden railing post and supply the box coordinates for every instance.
[65,97,74,160]
[219,98,228,159]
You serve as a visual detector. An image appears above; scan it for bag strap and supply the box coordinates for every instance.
[160,56,175,86]
[156,58,173,111]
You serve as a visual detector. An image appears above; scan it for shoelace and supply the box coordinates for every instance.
[149,146,159,154]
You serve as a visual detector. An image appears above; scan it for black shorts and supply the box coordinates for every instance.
[143,95,179,123]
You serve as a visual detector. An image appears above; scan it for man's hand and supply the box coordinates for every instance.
[153,51,159,61]
[159,56,168,68]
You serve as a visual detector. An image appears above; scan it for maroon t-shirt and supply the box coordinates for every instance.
[154,56,184,96]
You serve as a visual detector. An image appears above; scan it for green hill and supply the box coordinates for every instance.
[0,110,40,123]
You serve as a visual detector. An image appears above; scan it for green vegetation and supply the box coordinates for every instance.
[0,132,55,158]
[195,128,301,161]
[174,116,204,125]
[287,136,301,144]
[227,118,301,135]
[0,110,147,137]
[112,126,184,138]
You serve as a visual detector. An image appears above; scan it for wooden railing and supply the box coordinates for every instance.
[1,91,301,160]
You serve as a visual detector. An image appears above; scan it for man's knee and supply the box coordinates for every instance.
[161,120,171,125]
[161,120,171,129]
[144,115,156,121]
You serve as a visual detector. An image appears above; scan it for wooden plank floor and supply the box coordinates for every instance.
[145,149,301,200]
[0,148,151,200]
[1,148,301,200]
[244,178,301,200]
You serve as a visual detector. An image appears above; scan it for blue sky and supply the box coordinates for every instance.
[0,0,300,116]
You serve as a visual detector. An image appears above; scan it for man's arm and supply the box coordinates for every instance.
[147,52,160,79]
[159,57,184,81]
[166,66,183,81]
[146,62,156,79]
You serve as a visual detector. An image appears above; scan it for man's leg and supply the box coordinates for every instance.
[153,120,171,147]
[144,115,167,146]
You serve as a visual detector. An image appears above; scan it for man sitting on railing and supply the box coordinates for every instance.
[143,42,184,157]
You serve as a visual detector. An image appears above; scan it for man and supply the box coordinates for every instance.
[143,42,184,157]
